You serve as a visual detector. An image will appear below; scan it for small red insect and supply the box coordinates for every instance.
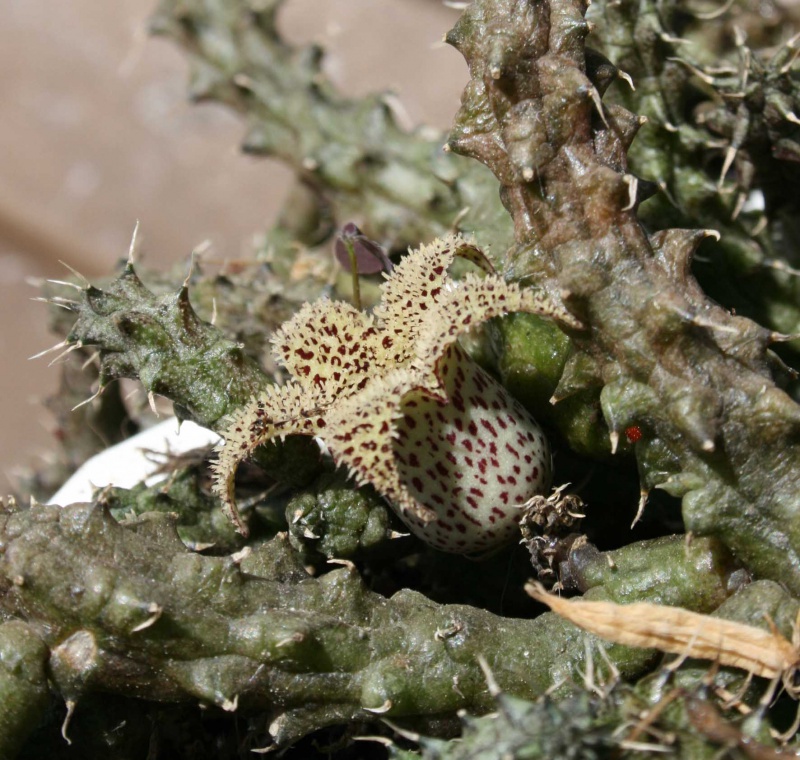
[625,425,643,444]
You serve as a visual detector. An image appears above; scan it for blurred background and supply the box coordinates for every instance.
[1,0,468,491]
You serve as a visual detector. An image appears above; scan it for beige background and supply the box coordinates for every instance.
[0,0,468,490]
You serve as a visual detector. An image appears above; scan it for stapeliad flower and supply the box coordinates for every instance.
[212,235,581,552]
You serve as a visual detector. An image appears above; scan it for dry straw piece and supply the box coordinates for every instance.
[526,582,800,682]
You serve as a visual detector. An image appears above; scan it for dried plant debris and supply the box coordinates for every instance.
[213,235,580,551]
[388,690,787,759]
[528,582,800,685]
[387,688,620,760]
[519,485,587,589]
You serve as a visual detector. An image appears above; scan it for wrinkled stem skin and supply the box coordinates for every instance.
[68,264,268,430]
[587,0,800,348]
[1,501,737,748]
[446,0,800,591]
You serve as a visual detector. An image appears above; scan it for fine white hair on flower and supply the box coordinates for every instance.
[212,235,580,552]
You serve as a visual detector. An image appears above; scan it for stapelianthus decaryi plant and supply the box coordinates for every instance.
[3,0,800,757]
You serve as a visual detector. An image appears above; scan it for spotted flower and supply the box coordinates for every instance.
[212,236,580,553]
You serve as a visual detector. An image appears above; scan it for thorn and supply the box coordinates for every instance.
[232,73,255,90]
[183,251,199,290]
[61,700,76,745]
[489,65,501,80]
[522,166,535,181]
[48,341,83,367]
[609,430,619,455]
[301,156,319,171]
[353,736,394,747]
[783,30,800,50]
[46,279,84,291]
[381,92,414,132]
[72,385,104,411]
[81,350,101,370]
[450,205,471,232]
[692,0,735,21]
[589,86,608,127]
[31,298,75,311]
[211,297,218,326]
[147,391,160,417]
[442,142,452,153]
[46,295,79,307]
[701,439,715,452]
[662,120,679,133]
[690,314,739,334]
[631,489,648,528]
[192,238,212,258]
[780,52,800,75]
[130,602,163,632]
[29,339,69,361]
[123,386,141,402]
[702,228,721,242]
[718,145,737,188]
[768,331,800,344]
[364,699,393,714]
[381,718,421,743]
[778,37,800,74]
[731,191,746,221]
[622,174,638,211]
[128,220,140,265]
[657,181,680,209]
[617,69,635,90]
[476,654,501,696]
[221,695,239,713]
[58,260,90,288]
[751,216,768,236]
[667,57,717,85]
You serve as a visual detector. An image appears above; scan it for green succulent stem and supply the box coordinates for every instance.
[446,0,800,592]
[64,262,322,491]
[149,0,513,259]
[0,622,50,760]
[1,499,741,749]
